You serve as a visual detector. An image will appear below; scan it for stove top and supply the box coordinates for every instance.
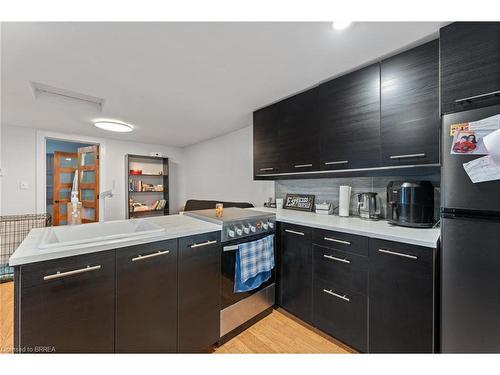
[185,207,275,242]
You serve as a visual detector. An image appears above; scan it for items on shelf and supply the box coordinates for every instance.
[129,199,167,213]
[129,169,163,176]
[129,179,164,192]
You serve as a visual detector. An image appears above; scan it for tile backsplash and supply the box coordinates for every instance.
[275,174,441,219]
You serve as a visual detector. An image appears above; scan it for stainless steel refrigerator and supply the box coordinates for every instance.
[441,104,500,353]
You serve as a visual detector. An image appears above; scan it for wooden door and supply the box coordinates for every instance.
[319,64,381,171]
[440,22,500,114]
[369,239,435,353]
[78,145,99,223]
[116,240,178,353]
[19,251,115,353]
[178,232,221,353]
[253,103,281,176]
[380,39,440,166]
[278,88,319,173]
[53,152,78,226]
[279,223,313,324]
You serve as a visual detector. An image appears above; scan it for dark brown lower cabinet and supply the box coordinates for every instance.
[279,223,313,324]
[116,240,178,353]
[369,239,435,353]
[18,251,115,353]
[178,232,221,353]
[313,277,367,352]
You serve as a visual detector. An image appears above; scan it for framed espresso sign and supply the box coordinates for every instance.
[283,194,315,212]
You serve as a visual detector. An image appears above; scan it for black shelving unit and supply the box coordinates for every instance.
[125,154,169,219]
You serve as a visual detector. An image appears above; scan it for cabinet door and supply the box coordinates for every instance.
[178,232,221,352]
[279,223,312,323]
[319,64,380,170]
[253,103,280,176]
[369,239,435,353]
[380,39,440,166]
[278,88,320,173]
[19,252,115,353]
[116,240,178,353]
[441,22,500,114]
[313,277,367,352]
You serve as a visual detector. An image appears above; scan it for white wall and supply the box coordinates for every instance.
[1,125,37,215]
[0,125,186,219]
[182,125,274,208]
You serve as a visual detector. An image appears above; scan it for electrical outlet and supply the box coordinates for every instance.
[19,181,29,190]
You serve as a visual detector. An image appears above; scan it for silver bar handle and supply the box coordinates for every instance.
[323,254,351,264]
[324,237,351,245]
[294,164,313,168]
[132,250,170,262]
[323,288,350,302]
[223,245,239,252]
[190,239,217,248]
[43,265,101,281]
[285,229,304,236]
[324,160,348,165]
[259,167,274,171]
[378,248,418,260]
[455,90,500,103]
[389,153,426,160]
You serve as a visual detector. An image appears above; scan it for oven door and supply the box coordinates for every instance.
[221,232,276,310]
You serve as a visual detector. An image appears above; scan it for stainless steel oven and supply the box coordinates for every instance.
[184,207,276,338]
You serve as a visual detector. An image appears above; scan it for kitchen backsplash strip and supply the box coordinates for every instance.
[275,174,441,219]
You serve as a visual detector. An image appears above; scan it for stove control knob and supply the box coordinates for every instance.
[268,221,274,229]
[243,226,250,234]
[262,222,269,230]
[236,227,243,236]
[227,228,235,238]
[250,225,256,232]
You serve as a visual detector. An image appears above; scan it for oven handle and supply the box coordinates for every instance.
[223,245,239,252]
[223,235,275,252]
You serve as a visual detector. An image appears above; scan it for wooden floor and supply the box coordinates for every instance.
[215,309,355,354]
[0,281,354,354]
[0,281,14,354]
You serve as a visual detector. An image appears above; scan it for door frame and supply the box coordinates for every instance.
[36,130,106,221]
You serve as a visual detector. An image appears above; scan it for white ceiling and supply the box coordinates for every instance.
[1,22,446,147]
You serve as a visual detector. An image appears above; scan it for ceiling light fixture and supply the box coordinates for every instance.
[94,120,133,133]
[331,21,352,30]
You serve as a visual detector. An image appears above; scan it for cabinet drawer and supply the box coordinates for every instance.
[313,277,367,352]
[369,238,433,268]
[313,228,368,256]
[20,251,115,290]
[280,222,312,240]
[178,231,220,250]
[313,245,368,295]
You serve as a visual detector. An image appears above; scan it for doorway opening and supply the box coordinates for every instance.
[46,139,100,226]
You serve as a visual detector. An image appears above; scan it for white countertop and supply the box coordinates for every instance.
[250,207,440,248]
[9,214,221,266]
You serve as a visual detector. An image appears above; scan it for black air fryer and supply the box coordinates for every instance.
[387,181,435,228]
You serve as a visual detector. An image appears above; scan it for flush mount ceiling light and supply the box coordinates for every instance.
[93,120,133,133]
[331,21,353,30]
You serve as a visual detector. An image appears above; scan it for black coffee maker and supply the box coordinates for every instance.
[387,181,435,228]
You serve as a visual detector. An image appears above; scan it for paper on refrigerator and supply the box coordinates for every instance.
[463,155,500,183]
[462,127,500,183]
[451,114,500,155]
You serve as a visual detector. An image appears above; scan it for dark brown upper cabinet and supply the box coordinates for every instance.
[319,64,381,170]
[278,88,320,173]
[253,103,281,175]
[441,22,500,114]
[380,39,440,166]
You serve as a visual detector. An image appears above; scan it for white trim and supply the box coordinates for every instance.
[36,130,106,220]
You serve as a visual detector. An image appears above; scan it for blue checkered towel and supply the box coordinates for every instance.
[234,234,275,293]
